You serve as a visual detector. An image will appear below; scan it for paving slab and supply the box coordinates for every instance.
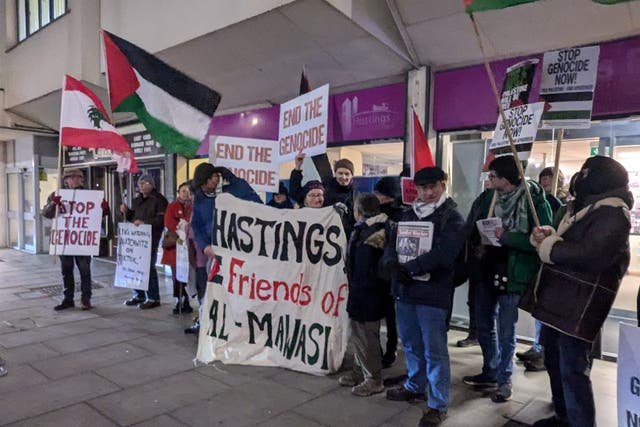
[5,403,118,427]
[94,353,196,388]
[132,414,188,427]
[42,328,147,354]
[0,364,49,394]
[0,342,60,366]
[0,322,97,349]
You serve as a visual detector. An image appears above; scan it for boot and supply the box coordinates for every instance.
[181,298,193,314]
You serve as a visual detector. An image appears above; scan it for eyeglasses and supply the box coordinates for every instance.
[306,193,324,198]
[488,173,498,180]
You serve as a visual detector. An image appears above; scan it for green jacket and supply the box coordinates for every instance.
[478,181,552,294]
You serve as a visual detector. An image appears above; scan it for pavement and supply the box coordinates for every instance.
[0,249,618,426]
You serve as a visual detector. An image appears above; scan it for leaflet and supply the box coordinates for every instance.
[476,217,503,247]
[396,221,434,282]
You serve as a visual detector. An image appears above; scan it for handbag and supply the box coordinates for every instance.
[162,230,179,249]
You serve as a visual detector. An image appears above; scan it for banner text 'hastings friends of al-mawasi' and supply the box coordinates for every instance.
[196,194,349,375]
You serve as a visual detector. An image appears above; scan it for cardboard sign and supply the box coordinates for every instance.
[114,223,152,291]
[196,193,349,375]
[489,102,545,160]
[211,136,279,193]
[540,46,600,129]
[617,323,640,427]
[500,59,538,111]
[49,189,104,256]
[175,238,189,283]
[278,84,330,162]
[401,177,417,205]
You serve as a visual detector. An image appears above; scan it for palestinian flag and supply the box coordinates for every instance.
[464,0,537,13]
[102,30,221,158]
[592,0,637,4]
[60,75,138,173]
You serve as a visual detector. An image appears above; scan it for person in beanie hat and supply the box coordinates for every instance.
[463,155,552,403]
[267,181,293,209]
[382,166,465,426]
[120,174,169,309]
[527,156,633,427]
[298,180,325,208]
[289,153,357,234]
[41,168,110,311]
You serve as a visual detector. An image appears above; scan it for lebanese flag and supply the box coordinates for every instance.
[409,108,434,177]
[102,30,221,159]
[60,75,138,173]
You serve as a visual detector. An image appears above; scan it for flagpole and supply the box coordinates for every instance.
[468,13,540,227]
[551,128,564,197]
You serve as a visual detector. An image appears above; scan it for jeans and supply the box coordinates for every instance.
[396,301,450,411]
[533,319,544,352]
[60,255,92,301]
[132,245,160,301]
[475,282,520,385]
[540,325,596,427]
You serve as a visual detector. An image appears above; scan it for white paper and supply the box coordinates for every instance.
[476,217,503,247]
[175,238,189,283]
[49,189,104,256]
[114,223,152,291]
[396,221,434,281]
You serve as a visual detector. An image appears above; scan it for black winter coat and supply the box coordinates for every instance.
[383,198,465,309]
[124,190,169,245]
[520,188,634,342]
[346,214,389,321]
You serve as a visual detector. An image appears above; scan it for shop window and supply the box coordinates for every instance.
[17,0,67,42]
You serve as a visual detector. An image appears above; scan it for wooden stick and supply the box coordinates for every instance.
[551,128,564,197]
[51,141,63,262]
[469,13,541,227]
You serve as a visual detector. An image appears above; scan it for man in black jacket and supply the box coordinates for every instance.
[383,167,465,427]
[120,175,168,309]
[528,156,633,427]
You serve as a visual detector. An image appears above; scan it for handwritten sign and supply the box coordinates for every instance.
[617,323,640,427]
[49,189,104,256]
[114,223,152,291]
[278,84,329,162]
[212,136,279,193]
[176,238,189,283]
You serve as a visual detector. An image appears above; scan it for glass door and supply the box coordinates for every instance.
[6,169,37,253]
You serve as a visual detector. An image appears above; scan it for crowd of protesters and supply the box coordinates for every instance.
[37,153,635,427]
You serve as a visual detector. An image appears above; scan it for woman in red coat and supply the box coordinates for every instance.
[161,182,193,314]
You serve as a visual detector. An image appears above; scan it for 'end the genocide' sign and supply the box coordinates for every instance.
[278,84,329,163]
[212,135,279,193]
[49,189,104,256]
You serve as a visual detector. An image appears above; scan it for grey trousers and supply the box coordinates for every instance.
[350,319,383,382]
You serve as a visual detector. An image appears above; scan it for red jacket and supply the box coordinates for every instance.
[160,200,192,268]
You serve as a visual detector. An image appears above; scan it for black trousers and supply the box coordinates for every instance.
[60,255,92,301]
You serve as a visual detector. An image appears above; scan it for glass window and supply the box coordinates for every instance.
[40,0,50,25]
[53,0,65,17]
[17,0,67,41]
[28,0,39,34]
[17,0,26,41]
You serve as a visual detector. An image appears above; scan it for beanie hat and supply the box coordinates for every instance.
[488,155,521,186]
[277,181,289,197]
[299,180,324,205]
[63,168,83,178]
[414,166,447,185]
[374,176,401,199]
[576,155,628,196]
[137,174,155,188]
[334,159,354,175]
[193,163,216,188]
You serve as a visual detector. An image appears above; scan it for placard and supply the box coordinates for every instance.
[212,136,279,192]
[617,323,640,427]
[114,223,152,291]
[489,102,545,160]
[176,238,189,283]
[49,189,104,256]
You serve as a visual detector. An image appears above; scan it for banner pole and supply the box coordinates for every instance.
[551,128,564,197]
[51,141,63,262]
[469,13,540,227]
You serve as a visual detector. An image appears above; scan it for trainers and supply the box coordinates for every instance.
[351,379,384,397]
[81,297,92,310]
[54,300,74,311]
[418,408,447,427]
[532,415,571,427]
[462,373,497,388]
[456,336,479,347]
[525,358,546,372]
[386,386,425,401]
[516,346,543,361]
[490,383,513,403]
[139,300,160,309]
[338,371,364,387]
[124,297,144,306]
[184,320,200,334]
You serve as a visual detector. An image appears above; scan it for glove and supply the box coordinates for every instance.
[101,200,109,211]
[214,166,234,181]
[51,195,62,207]
[333,202,348,216]
[396,264,414,285]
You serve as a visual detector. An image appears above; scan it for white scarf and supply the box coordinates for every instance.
[412,192,447,219]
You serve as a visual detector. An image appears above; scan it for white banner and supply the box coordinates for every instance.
[114,223,152,291]
[617,323,640,426]
[49,189,104,256]
[196,193,349,375]
[176,238,189,283]
[278,84,330,163]
[211,136,279,193]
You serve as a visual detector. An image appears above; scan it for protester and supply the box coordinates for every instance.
[120,175,168,309]
[462,155,551,403]
[373,176,405,367]
[526,156,633,427]
[183,220,209,335]
[298,180,325,208]
[267,181,293,209]
[338,193,389,397]
[383,166,465,427]
[41,168,109,311]
[161,182,193,315]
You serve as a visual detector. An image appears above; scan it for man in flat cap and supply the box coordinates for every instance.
[120,174,168,309]
[383,166,464,427]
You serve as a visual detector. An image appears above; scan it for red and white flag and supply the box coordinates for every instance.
[409,108,435,177]
[60,75,138,173]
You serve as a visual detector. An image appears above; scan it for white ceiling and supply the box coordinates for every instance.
[8,0,640,131]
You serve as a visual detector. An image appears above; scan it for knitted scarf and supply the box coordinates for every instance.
[494,183,529,233]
